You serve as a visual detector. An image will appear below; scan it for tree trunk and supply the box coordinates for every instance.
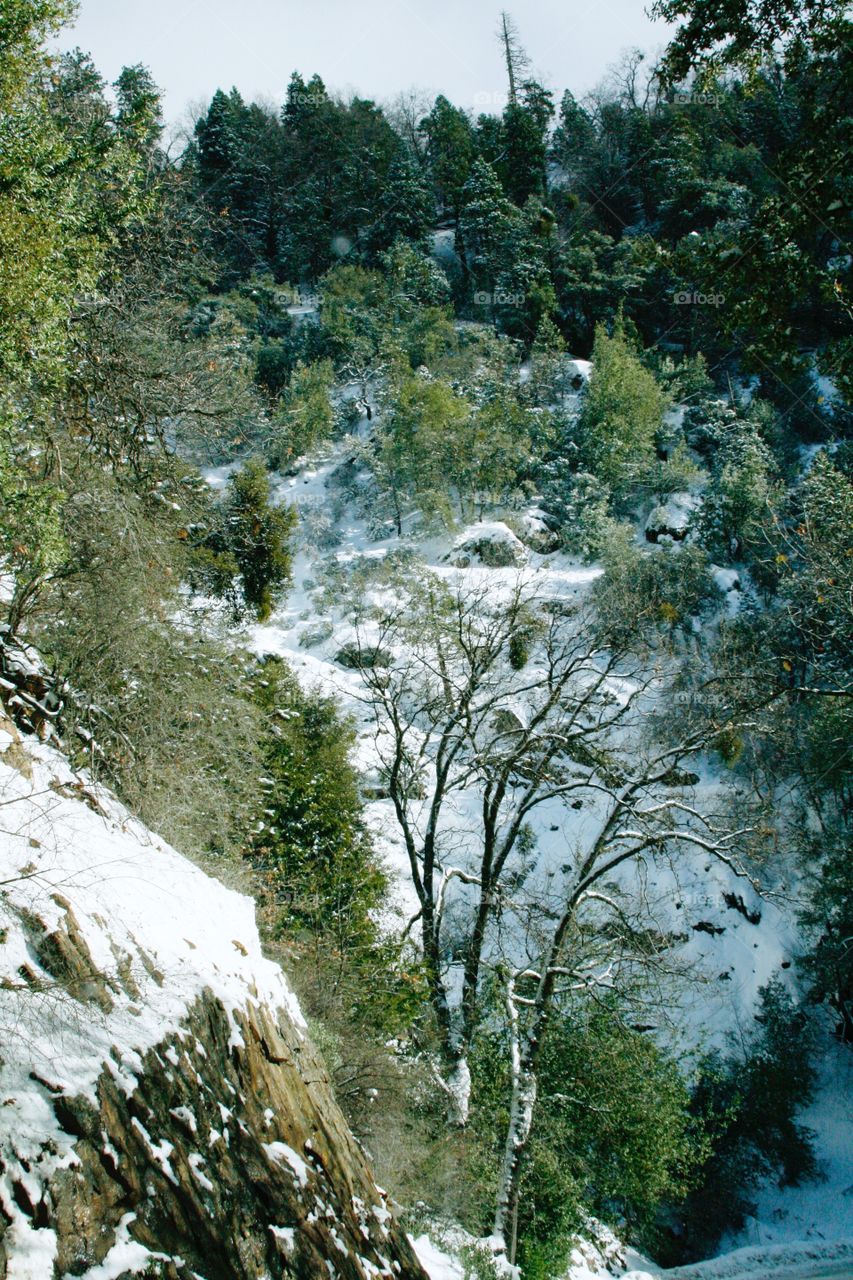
[444,1055,472,1127]
[493,1055,537,1261]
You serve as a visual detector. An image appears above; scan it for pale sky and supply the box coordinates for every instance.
[57,0,673,135]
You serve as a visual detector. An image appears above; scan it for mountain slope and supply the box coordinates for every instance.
[0,712,426,1280]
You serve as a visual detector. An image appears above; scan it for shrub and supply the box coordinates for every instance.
[577,320,667,501]
[268,358,335,468]
[34,465,261,859]
[594,534,719,647]
[468,999,694,1279]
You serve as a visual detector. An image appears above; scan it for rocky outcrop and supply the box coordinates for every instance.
[0,716,426,1279]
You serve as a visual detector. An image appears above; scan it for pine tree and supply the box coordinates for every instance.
[578,320,667,497]
[374,149,435,248]
[224,460,297,620]
[421,94,476,225]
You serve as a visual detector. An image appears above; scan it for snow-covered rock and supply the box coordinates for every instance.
[645,493,700,543]
[566,359,592,385]
[0,714,426,1279]
[449,523,528,568]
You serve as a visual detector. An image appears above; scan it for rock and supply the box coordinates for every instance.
[644,493,699,544]
[692,920,726,936]
[450,523,527,568]
[335,643,392,671]
[0,726,426,1280]
[298,621,334,649]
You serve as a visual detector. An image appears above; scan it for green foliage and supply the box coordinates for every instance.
[595,535,719,644]
[540,467,618,562]
[469,1000,694,1275]
[697,411,781,563]
[250,660,380,944]
[248,656,424,1036]
[30,459,260,858]
[269,359,335,467]
[0,16,157,393]
[421,94,475,221]
[650,0,848,78]
[370,372,470,530]
[223,460,297,620]
[0,416,67,633]
[799,820,853,1043]
[578,322,668,499]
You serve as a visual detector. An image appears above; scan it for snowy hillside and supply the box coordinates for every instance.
[210,441,792,1042]
[0,713,426,1279]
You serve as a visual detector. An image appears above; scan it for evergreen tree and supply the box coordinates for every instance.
[578,320,667,497]
[420,94,476,224]
[373,148,435,248]
[500,80,555,206]
[224,460,297,620]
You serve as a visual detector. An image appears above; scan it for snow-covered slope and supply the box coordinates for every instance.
[0,713,426,1279]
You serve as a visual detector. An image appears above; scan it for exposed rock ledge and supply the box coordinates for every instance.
[0,715,426,1280]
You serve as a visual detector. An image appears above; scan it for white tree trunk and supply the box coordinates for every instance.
[444,1056,472,1127]
[492,1059,537,1255]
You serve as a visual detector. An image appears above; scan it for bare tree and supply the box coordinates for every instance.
[490,731,755,1262]
[497,12,530,105]
[384,89,434,163]
[353,570,753,1143]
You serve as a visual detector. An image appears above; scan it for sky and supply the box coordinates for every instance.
[57,0,673,137]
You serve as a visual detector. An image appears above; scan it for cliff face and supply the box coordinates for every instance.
[0,714,426,1280]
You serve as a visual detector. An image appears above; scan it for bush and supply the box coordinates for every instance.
[546,470,617,561]
[799,820,853,1044]
[594,534,719,647]
[468,999,694,1278]
[577,320,667,501]
[246,656,432,1176]
[692,405,783,565]
[34,464,261,860]
[268,358,335,468]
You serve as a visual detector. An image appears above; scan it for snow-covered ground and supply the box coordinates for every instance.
[625,1239,853,1280]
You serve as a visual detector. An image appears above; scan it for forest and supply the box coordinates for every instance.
[0,0,851,1275]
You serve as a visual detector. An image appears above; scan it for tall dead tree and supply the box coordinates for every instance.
[497,12,529,105]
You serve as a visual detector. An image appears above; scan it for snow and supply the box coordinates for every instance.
[645,491,700,538]
[263,1140,311,1188]
[624,1239,853,1280]
[0,725,306,1264]
[566,359,592,383]
[411,1234,464,1280]
[69,1213,171,1279]
[729,1042,853,1252]
[450,521,528,566]
[2,1218,58,1280]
